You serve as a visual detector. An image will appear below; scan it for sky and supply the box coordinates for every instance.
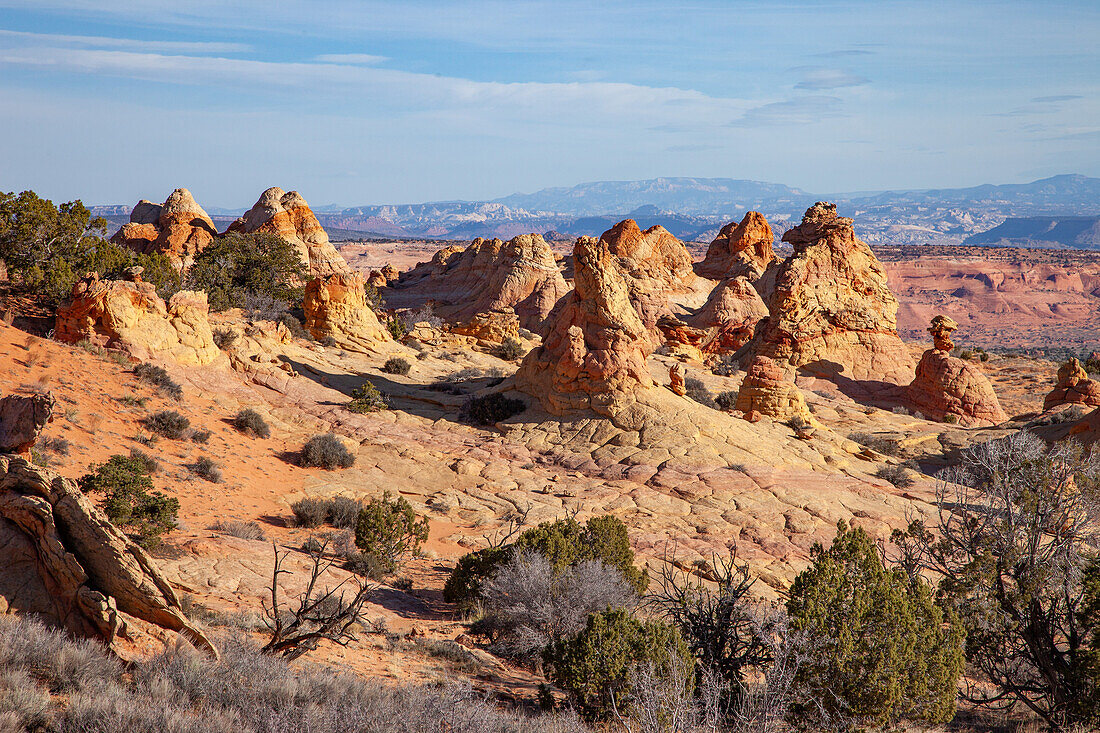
[0,0,1097,208]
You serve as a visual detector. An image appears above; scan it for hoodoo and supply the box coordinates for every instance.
[110,188,218,270]
[1043,357,1100,411]
[303,272,392,352]
[694,211,778,282]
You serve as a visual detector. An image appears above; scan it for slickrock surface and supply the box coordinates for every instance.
[515,235,653,418]
[303,271,391,352]
[906,316,1007,427]
[658,277,769,360]
[0,392,54,453]
[734,356,812,423]
[110,189,218,270]
[1043,357,1100,411]
[54,274,220,366]
[694,211,778,281]
[750,203,914,384]
[227,188,352,278]
[386,234,569,331]
[0,456,215,658]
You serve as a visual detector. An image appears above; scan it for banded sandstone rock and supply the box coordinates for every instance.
[694,211,778,282]
[110,189,217,270]
[1043,357,1100,411]
[750,203,913,384]
[598,220,698,330]
[906,316,1006,427]
[227,188,351,278]
[54,274,220,366]
[734,356,812,423]
[658,277,769,360]
[515,235,653,417]
[303,272,391,352]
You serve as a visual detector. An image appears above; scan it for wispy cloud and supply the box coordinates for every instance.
[312,53,387,65]
[1031,94,1082,103]
[811,49,874,59]
[792,67,869,91]
[728,96,843,128]
[0,28,248,53]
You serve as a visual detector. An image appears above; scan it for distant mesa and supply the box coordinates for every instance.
[694,211,778,282]
[110,188,217,270]
[964,215,1100,250]
[515,234,653,417]
[226,187,352,278]
[747,202,914,384]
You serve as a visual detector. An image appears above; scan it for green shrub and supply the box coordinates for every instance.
[684,377,716,409]
[714,390,738,411]
[493,337,525,361]
[128,447,159,474]
[143,410,190,439]
[545,609,691,721]
[386,317,407,340]
[186,231,306,312]
[354,492,430,577]
[212,328,238,350]
[291,497,329,528]
[278,313,308,340]
[189,456,222,483]
[300,433,355,469]
[233,408,270,438]
[78,455,179,548]
[133,363,182,401]
[875,464,915,489]
[347,381,387,413]
[458,393,526,425]
[443,546,510,604]
[382,357,411,375]
[786,521,963,730]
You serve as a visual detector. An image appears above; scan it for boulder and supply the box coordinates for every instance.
[0,392,54,453]
[1044,357,1100,411]
[387,234,569,331]
[302,272,391,352]
[734,356,812,423]
[694,211,778,281]
[658,277,769,359]
[110,189,217,270]
[515,235,653,417]
[227,188,351,278]
[54,274,220,366]
[451,309,521,345]
[0,456,216,658]
[749,202,914,384]
[598,220,698,330]
[906,316,1006,427]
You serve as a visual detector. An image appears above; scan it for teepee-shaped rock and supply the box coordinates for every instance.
[110,188,217,270]
[749,202,913,384]
[694,211,777,281]
[906,316,1006,427]
[303,272,391,352]
[227,188,351,278]
[734,356,812,423]
[1044,357,1100,411]
[598,220,698,330]
[658,276,769,360]
[515,235,653,416]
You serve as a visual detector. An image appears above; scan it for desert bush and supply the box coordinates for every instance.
[875,463,915,488]
[78,455,178,547]
[233,408,271,438]
[477,552,637,663]
[0,615,122,693]
[685,377,717,409]
[354,491,430,577]
[190,428,212,444]
[787,521,963,730]
[943,413,959,424]
[494,337,526,362]
[327,496,362,530]
[847,431,902,456]
[381,356,412,375]
[401,303,443,330]
[189,456,222,483]
[546,609,691,721]
[208,520,267,541]
[128,447,159,474]
[385,316,408,340]
[714,390,738,412]
[212,328,237,350]
[133,362,183,400]
[786,414,811,430]
[186,231,306,312]
[443,546,512,606]
[711,353,740,377]
[458,392,526,426]
[346,380,388,413]
[278,312,309,340]
[291,497,330,528]
[143,410,190,439]
[300,433,355,469]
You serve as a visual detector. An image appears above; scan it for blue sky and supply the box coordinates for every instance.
[0,0,1097,208]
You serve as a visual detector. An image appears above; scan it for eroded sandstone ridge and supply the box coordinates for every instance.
[110,188,218,270]
[1044,357,1100,411]
[0,456,215,658]
[515,235,653,416]
[598,220,698,330]
[750,203,914,384]
[734,356,812,423]
[658,277,769,360]
[55,273,220,366]
[0,392,55,454]
[389,234,569,331]
[694,211,777,282]
[303,272,391,351]
[906,316,1007,427]
[227,188,351,278]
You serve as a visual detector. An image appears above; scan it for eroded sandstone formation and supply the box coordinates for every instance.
[906,316,1007,427]
[750,203,914,384]
[1044,357,1100,411]
[658,277,769,360]
[302,272,391,352]
[0,392,54,453]
[451,309,521,345]
[388,234,569,331]
[227,188,351,278]
[0,456,216,658]
[515,235,653,417]
[55,274,220,366]
[598,220,698,330]
[694,211,778,282]
[110,188,218,270]
[734,356,812,423]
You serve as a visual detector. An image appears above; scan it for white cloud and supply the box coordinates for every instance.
[0,28,249,53]
[312,53,387,65]
[793,67,869,91]
[728,96,844,128]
